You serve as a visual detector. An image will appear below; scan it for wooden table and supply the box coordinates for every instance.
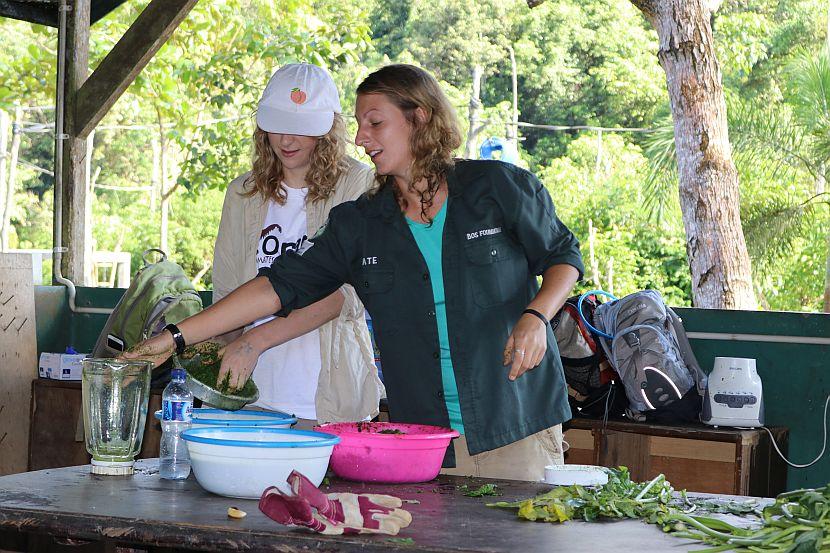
[0,460,710,552]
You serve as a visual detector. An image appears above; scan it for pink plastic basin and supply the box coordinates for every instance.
[315,422,460,483]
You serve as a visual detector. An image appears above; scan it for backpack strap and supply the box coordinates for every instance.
[666,307,708,395]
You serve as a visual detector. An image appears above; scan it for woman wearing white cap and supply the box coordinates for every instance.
[210,63,383,426]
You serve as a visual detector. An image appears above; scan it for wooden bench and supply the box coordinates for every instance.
[564,417,788,496]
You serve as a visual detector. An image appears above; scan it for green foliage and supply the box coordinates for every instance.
[0,0,828,312]
[538,133,692,304]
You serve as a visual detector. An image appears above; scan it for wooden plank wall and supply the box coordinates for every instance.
[0,253,37,475]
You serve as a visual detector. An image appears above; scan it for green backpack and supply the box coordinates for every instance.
[92,249,203,358]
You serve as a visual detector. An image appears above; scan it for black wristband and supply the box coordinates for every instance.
[164,323,186,356]
[523,308,550,327]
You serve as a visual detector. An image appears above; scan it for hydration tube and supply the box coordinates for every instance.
[576,289,617,339]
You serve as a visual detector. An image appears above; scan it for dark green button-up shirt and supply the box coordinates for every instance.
[259,160,585,463]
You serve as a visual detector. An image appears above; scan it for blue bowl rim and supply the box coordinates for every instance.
[181,426,340,448]
[154,408,297,426]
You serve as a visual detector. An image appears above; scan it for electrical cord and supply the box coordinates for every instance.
[761,394,830,469]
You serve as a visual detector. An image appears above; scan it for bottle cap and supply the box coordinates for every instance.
[171,368,186,381]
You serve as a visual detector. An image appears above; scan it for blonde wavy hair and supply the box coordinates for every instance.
[356,64,462,222]
[244,114,349,204]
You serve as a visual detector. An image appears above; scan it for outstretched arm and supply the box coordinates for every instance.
[216,290,345,390]
[124,276,281,367]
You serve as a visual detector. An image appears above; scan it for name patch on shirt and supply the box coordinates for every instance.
[466,226,502,240]
[362,256,379,266]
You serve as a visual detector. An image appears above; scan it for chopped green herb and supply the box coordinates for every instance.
[180,347,257,397]
[386,537,415,545]
[459,483,501,497]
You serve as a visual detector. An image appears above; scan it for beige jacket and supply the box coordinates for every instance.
[212,157,384,423]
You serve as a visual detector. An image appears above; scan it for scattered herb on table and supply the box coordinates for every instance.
[490,467,830,552]
[459,483,501,497]
[386,537,415,545]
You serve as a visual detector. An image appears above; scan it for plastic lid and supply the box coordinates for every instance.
[90,459,135,475]
[171,368,186,381]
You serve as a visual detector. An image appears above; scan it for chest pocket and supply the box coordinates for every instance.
[359,269,394,294]
[357,268,398,334]
[464,236,525,308]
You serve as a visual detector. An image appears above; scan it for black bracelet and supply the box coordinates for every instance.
[523,308,550,327]
[164,323,186,356]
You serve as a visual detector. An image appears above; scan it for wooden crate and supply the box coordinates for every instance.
[564,418,788,497]
[28,379,163,471]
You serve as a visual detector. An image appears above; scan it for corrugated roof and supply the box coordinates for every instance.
[0,0,128,27]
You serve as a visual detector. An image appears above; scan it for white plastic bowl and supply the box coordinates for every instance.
[154,408,297,429]
[181,427,339,499]
[544,464,609,486]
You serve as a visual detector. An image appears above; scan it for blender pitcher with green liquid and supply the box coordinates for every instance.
[82,358,153,475]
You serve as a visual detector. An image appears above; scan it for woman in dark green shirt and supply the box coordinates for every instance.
[129,64,584,481]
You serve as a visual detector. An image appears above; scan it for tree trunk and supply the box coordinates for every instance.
[159,129,169,254]
[2,106,23,251]
[507,46,519,145]
[0,109,9,249]
[631,0,756,309]
[464,65,484,159]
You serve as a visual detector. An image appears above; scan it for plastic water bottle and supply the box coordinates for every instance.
[159,368,192,480]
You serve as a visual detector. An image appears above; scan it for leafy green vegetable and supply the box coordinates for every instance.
[458,483,501,497]
[386,537,415,545]
[492,468,830,552]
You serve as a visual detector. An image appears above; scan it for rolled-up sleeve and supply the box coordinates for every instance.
[503,165,585,279]
[257,206,353,317]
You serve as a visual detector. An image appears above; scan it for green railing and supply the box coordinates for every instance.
[34,286,830,491]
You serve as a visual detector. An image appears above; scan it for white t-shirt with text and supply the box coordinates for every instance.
[250,185,321,419]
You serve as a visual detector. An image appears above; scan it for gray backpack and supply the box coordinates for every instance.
[92,249,203,358]
[589,290,707,418]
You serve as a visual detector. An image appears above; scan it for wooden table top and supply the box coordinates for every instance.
[0,459,715,552]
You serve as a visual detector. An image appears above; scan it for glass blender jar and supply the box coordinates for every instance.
[82,358,152,475]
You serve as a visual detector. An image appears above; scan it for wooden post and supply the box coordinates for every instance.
[59,0,92,284]
[1,105,23,252]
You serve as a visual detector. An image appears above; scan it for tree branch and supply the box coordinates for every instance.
[628,0,657,23]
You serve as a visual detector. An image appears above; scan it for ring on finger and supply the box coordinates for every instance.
[514,348,525,355]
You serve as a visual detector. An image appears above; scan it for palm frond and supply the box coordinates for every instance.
[742,193,824,272]
[640,118,678,221]
[787,46,830,130]
[726,97,815,181]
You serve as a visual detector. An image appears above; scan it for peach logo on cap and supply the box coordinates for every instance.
[290,87,307,105]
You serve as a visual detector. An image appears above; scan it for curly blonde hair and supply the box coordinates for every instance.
[356,64,462,222]
[244,114,349,204]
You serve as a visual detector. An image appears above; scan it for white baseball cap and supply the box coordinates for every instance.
[256,63,342,137]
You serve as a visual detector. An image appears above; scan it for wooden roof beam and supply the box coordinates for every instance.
[72,0,198,139]
[0,0,129,28]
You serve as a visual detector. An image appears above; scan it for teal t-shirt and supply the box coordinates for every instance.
[406,200,465,434]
